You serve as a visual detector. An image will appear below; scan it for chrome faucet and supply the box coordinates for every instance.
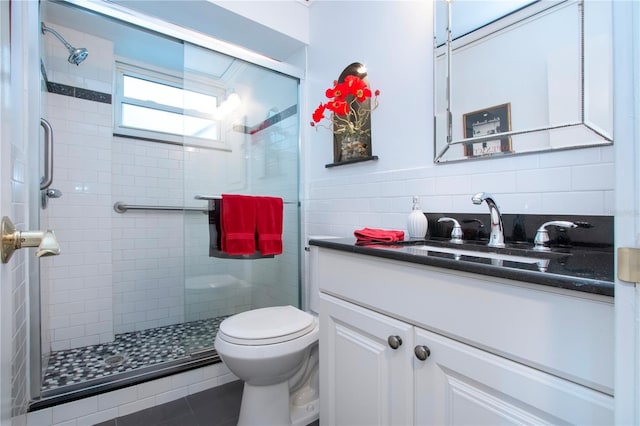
[533,221,577,251]
[471,192,505,248]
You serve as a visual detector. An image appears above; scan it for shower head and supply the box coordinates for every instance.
[41,22,88,66]
[68,47,89,66]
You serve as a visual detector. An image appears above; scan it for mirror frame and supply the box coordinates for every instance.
[433,0,613,163]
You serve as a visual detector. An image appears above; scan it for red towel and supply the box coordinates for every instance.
[354,227,405,243]
[221,194,257,255]
[256,196,284,255]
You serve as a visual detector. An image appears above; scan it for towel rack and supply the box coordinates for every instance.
[194,195,298,205]
[113,201,207,214]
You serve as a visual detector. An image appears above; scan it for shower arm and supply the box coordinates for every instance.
[41,22,88,66]
[41,23,74,52]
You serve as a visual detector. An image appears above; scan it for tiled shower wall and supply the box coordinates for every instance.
[111,138,187,334]
[42,24,115,352]
[110,138,255,333]
[41,23,302,346]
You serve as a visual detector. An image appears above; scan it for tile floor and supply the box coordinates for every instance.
[93,380,320,426]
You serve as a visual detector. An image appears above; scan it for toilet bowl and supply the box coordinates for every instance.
[214,305,320,426]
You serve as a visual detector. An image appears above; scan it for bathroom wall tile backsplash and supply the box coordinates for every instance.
[305,146,614,239]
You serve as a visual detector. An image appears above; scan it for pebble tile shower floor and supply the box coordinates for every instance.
[42,316,227,391]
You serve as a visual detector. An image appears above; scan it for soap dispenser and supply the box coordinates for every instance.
[407,196,428,239]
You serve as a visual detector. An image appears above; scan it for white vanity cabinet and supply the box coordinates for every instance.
[413,326,613,425]
[320,294,414,426]
[313,246,614,426]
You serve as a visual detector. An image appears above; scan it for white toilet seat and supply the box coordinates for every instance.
[218,306,316,345]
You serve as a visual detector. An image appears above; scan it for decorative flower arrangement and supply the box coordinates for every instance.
[310,75,380,160]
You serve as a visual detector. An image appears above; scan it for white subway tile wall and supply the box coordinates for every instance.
[304,146,615,239]
[111,137,187,333]
[44,100,114,351]
[11,143,30,417]
[41,25,115,355]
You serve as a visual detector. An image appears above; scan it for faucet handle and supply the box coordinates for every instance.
[437,217,463,244]
[534,221,578,251]
[1,216,61,263]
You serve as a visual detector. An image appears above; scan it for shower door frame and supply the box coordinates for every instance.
[31,0,304,406]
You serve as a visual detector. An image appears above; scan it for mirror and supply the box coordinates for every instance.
[434,0,613,163]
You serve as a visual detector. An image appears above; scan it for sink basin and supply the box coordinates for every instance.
[364,238,569,271]
[408,245,542,264]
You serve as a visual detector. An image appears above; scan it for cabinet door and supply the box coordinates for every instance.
[414,327,614,425]
[320,293,414,426]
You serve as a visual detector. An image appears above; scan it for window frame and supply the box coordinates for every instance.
[114,61,230,150]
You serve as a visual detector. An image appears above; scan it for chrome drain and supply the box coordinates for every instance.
[103,353,127,366]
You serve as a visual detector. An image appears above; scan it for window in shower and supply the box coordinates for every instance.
[114,61,228,149]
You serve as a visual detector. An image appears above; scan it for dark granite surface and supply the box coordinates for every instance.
[309,236,614,297]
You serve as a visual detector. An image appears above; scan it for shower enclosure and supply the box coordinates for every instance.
[32,0,302,408]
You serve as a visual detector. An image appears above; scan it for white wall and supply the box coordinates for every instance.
[304,1,614,240]
[611,0,640,422]
[214,0,310,45]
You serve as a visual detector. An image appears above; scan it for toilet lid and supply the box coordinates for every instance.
[218,306,316,345]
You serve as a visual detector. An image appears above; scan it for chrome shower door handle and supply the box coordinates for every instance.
[40,118,53,190]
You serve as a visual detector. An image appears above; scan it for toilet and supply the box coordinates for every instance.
[214,305,320,426]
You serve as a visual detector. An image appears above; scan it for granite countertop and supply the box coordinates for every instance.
[309,237,614,297]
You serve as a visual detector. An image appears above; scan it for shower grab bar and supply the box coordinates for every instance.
[113,202,207,214]
[40,118,54,190]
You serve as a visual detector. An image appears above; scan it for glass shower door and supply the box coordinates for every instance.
[32,0,302,406]
[181,42,301,355]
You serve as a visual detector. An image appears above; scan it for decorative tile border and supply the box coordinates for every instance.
[46,81,112,104]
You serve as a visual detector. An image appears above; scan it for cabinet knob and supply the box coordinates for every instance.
[387,335,403,350]
[414,345,431,361]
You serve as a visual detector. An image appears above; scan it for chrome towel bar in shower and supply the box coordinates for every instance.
[194,195,298,205]
[113,202,207,214]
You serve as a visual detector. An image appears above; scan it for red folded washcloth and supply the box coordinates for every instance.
[256,196,284,255]
[221,194,257,255]
[354,227,405,243]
